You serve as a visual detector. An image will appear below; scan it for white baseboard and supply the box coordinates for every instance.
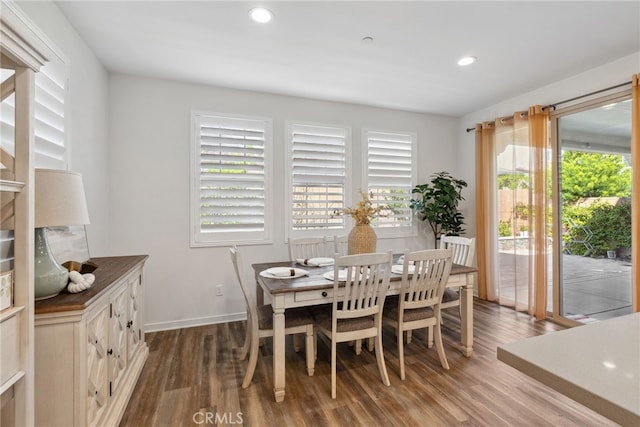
[145,311,247,333]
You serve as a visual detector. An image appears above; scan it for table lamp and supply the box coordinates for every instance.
[34,169,90,300]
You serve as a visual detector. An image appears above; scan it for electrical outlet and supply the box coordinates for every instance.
[216,285,223,296]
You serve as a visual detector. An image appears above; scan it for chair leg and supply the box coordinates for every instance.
[242,332,260,388]
[434,321,450,370]
[331,339,337,399]
[354,339,362,355]
[305,326,315,376]
[375,332,391,386]
[314,329,318,361]
[239,313,251,360]
[397,326,405,381]
[427,325,434,348]
[367,337,374,352]
[406,329,412,344]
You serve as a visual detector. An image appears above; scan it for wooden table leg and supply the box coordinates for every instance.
[255,272,264,307]
[460,274,474,357]
[271,296,286,402]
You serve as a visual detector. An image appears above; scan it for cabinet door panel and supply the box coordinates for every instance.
[87,305,109,427]
[127,274,141,360]
[109,286,128,396]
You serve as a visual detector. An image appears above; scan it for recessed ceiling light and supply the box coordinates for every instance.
[249,7,273,23]
[457,56,476,66]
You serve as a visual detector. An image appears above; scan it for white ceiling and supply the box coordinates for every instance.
[55,1,640,117]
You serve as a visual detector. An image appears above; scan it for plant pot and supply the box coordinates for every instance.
[607,250,616,259]
[348,223,377,255]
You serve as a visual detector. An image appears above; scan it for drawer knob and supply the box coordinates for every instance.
[321,291,328,297]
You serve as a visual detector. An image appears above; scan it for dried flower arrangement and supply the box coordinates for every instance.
[333,191,390,225]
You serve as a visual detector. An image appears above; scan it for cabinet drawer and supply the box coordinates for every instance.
[294,289,333,303]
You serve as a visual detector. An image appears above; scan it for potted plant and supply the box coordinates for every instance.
[410,171,467,246]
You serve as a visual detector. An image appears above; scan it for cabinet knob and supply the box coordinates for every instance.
[107,349,113,356]
[321,291,328,297]
[126,320,133,328]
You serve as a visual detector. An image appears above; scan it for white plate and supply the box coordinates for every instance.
[322,269,367,281]
[391,264,415,275]
[260,267,309,279]
[296,257,335,267]
[396,256,415,265]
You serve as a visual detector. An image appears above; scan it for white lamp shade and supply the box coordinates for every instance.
[35,169,90,228]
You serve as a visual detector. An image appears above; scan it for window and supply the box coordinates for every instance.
[191,112,273,246]
[1,56,68,169]
[34,59,67,169]
[363,129,416,234]
[285,122,350,236]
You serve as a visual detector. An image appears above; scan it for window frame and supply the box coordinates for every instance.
[284,120,352,241]
[190,111,273,247]
[361,127,418,238]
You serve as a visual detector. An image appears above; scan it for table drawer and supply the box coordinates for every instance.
[294,289,333,303]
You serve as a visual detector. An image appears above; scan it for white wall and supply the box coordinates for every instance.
[16,1,111,255]
[107,75,459,330]
[457,52,640,238]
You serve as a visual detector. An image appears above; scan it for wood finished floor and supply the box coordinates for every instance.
[120,299,616,426]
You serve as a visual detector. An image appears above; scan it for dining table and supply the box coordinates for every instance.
[252,255,477,402]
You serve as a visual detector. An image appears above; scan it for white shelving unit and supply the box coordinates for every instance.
[1,2,54,425]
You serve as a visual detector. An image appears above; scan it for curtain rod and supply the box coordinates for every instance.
[465,79,633,133]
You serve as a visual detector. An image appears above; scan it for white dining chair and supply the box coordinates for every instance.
[230,246,315,388]
[383,248,453,380]
[439,236,475,310]
[410,236,476,347]
[314,251,393,399]
[288,236,329,261]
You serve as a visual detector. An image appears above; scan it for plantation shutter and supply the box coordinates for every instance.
[193,113,271,244]
[34,59,67,169]
[365,130,414,228]
[290,124,346,231]
[0,59,67,170]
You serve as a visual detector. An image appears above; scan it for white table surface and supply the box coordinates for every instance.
[497,313,640,426]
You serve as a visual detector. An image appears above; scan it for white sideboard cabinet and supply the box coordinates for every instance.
[34,255,149,427]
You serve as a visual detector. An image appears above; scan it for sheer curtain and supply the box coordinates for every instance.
[475,106,550,319]
[633,74,639,312]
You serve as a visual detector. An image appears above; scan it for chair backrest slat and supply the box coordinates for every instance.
[401,248,453,311]
[333,251,392,319]
[333,235,348,256]
[439,236,476,267]
[288,236,329,260]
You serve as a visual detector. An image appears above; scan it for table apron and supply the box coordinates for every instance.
[269,279,472,310]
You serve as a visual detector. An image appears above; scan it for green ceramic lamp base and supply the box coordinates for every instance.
[34,227,69,300]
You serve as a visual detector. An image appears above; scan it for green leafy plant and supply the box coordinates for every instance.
[410,171,467,245]
[498,220,512,237]
[561,152,631,204]
[563,201,631,256]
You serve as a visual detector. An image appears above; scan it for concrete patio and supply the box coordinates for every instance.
[498,251,632,322]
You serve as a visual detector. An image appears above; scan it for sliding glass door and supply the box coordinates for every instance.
[552,93,633,323]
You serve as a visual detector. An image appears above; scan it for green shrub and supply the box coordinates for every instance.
[564,201,631,256]
[498,220,512,237]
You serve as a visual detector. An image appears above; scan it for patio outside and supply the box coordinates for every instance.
[498,249,632,323]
